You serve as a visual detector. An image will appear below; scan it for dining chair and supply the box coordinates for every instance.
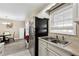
[0,37,3,43]
[7,32,15,42]
[0,33,3,43]
[3,31,10,35]
[3,31,10,43]
[0,42,4,56]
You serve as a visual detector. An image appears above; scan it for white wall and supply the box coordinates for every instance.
[37,11,49,18]
[37,4,56,18]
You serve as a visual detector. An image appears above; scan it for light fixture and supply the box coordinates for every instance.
[2,22,10,25]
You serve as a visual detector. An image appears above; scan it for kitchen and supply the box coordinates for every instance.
[0,3,79,56]
[29,3,79,56]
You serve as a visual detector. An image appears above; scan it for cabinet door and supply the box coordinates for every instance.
[39,45,47,56]
[47,48,59,56]
[48,44,72,56]
[39,39,47,56]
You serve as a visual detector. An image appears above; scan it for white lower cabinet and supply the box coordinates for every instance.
[39,39,72,56]
[39,45,47,56]
[39,40,47,56]
[48,44,72,56]
[39,39,59,56]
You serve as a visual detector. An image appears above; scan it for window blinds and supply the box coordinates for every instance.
[50,4,76,35]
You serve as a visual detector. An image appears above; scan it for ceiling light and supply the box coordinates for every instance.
[2,22,10,25]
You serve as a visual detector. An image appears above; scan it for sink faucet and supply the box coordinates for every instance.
[56,35,58,39]
[56,35,60,42]
[62,36,65,41]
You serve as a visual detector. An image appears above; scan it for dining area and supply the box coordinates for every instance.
[0,31,15,56]
[0,27,25,56]
[0,31,15,44]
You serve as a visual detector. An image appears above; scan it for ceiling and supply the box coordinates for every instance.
[0,3,49,21]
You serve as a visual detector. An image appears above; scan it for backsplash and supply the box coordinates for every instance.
[49,33,79,42]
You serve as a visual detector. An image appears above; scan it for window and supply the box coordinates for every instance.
[50,4,76,35]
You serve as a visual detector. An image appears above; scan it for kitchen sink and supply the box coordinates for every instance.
[51,39,70,45]
[51,40,59,43]
[41,36,70,46]
[60,41,69,45]
[51,40,71,47]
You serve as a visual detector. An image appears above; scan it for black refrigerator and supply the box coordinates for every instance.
[29,17,48,56]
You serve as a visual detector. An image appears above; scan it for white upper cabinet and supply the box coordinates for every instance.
[73,4,78,22]
[74,3,79,22]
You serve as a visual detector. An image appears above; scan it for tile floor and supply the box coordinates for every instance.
[8,50,31,56]
[4,39,31,56]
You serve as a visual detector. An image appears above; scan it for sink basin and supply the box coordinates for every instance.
[51,40,59,43]
[51,40,69,45]
[41,36,70,46]
[60,41,69,45]
[51,40,70,46]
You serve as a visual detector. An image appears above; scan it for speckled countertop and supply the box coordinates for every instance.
[63,42,79,56]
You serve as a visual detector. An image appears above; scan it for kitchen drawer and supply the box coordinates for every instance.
[39,42,47,48]
[47,48,59,56]
[39,39,47,46]
[39,41,47,50]
[48,43,72,56]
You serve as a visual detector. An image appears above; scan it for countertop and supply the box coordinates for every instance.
[39,37,79,56]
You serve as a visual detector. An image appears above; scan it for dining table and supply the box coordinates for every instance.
[0,34,11,43]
